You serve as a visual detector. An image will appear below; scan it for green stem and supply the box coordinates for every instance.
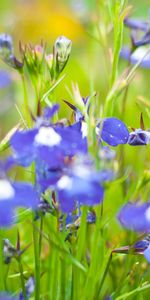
[21,73,31,127]
[18,256,27,299]
[97,253,112,297]
[33,220,40,300]
[0,230,4,291]
[39,216,44,257]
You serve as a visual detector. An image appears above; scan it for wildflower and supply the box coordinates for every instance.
[10,121,87,168]
[0,179,39,226]
[121,14,150,68]
[120,46,150,69]
[124,17,149,31]
[64,99,129,146]
[99,117,129,146]
[128,128,150,145]
[118,201,150,232]
[55,155,113,212]
[124,17,150,47]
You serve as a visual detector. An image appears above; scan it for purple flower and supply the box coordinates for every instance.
[124,16,150,47]
[10,124,87,168]
[113,235,150,264]
[64,100,129,146]
[0,179,39,227]
[43,104,59,120]
[99,118,129,146]
[118,202,150,232]
[120,46,150,69]
[124,18,149,31]
[128,129,150,145]
[55,156,113,212]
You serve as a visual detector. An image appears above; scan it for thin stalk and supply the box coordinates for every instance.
[18,256,27,299]
[60,258,66,300]
[71,244,78,300]
[0,230,4,291]
[33,220,40,300]
[21,73,31,127]
[39,216,44,257]
[97,253,112,297]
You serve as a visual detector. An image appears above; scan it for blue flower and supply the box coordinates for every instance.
[118,201,150,232]
[10,124,87,168]
[124,17,150,47]
[128,129,150,145]
[99,117,129,146]
[113,235,150,263]
[120,46,150,69]
[120,15,150,68]
[55,156,113,212]
[0,179,39,227]
[124,17,149,31]
[64,100,130,146]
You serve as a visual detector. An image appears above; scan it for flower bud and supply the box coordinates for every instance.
[0,33,13,58]
[54,35,72,73]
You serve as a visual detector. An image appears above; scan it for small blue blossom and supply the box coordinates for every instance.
[120,46,150,69]
[124,16,150,47]
[10,124,87,168]
[64,100,130,146]
[124,18,149,31]
[118,201,150,232]
[99,117,129,146]
[0,180,39,227]
[113,235,150,264]
[128,129,150,145]
[55,156,113,212]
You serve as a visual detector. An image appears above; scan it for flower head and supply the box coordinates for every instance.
[128,129,150,145]
[118,201,150,232]
[55,155,113,212]
[0,179,39,227]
